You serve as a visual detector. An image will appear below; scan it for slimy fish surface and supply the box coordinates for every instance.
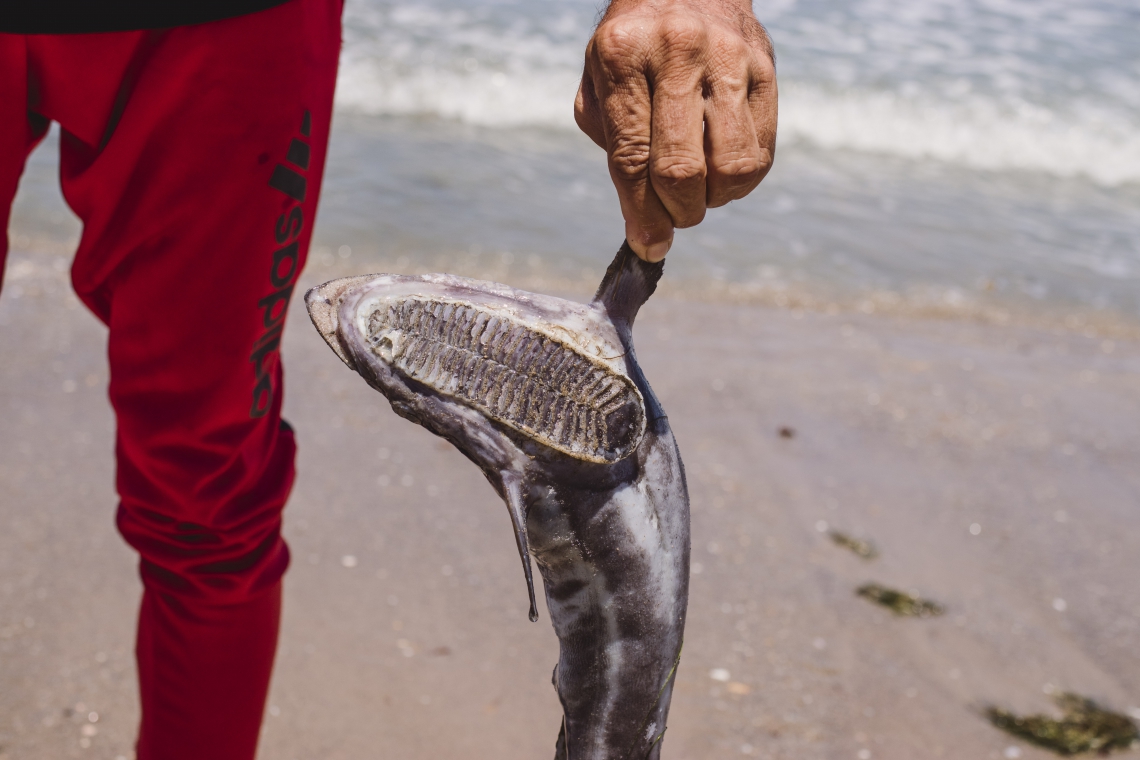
[306,242,690,759]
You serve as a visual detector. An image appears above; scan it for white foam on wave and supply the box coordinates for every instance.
[336,0,586,127]
[334,0,1140,187]
[335,58,580,129]
[779,83,1140,187]
[335,63,1140,187]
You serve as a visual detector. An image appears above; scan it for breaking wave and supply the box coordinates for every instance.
[337,66,1140,187]
[335,0,1140,186]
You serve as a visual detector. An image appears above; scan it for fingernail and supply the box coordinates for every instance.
[644,239,672,262]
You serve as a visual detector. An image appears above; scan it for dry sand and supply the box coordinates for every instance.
[1,243,1139,760]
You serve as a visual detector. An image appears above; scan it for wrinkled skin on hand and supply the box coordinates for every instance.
[306,243,690,759]
[575,0,778,262]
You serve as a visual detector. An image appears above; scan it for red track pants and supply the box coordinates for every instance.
[0,2,341,757]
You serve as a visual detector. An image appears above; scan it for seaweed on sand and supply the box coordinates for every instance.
[830,530,879,559]
[856,583,944,617]
[986,693,1139,756]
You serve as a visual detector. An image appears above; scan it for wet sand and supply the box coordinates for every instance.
[1,244,1139,760]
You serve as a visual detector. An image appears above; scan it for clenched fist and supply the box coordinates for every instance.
[575,0,778,261]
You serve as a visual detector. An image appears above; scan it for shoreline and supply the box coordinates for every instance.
[8,236,1139,341]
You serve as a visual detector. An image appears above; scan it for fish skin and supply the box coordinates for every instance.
[305,242,690,759]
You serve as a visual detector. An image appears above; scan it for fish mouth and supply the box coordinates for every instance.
[304,273,376,371]
[308,274,647,464]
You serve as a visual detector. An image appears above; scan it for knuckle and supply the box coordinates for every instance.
[710,34,749,70]
[652,153,706,187]
[665,203,702,227]
[573,87,586,117]
[703,38,758,95]
[610,139,652,183]
[756,146,775,176]
[713,154,764,183]
[751,53,778,86]
[592,21,644,69]
[708,149,772,205]
[652,153,707,228]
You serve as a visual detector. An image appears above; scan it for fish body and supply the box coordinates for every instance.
[305,243,689,759]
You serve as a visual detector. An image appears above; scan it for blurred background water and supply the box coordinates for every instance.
[10,0,1140,323]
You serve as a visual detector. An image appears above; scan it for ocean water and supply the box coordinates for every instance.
[322,0,1140,324]
[338,0,1140,183]
[8,0,1140,325]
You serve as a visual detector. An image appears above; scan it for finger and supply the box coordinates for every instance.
[644,13,709,228]
[702,51,765,208]
[617,175,674,262]
[746,40,779,187]
[588,23,675,261]
[649,70,708,228]
[573,70,606,150]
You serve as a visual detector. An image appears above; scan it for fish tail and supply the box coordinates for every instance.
[592,241,664,328]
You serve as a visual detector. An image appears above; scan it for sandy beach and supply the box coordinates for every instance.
[4,0,1140,756]
[2,235,1138,760]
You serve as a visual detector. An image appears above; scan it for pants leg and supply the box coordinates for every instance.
[0,35,50,290]
[135,582,283,760]
[21,1,342,757]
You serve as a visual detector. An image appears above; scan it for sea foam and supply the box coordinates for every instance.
[336,60,1140,187]
[335,0,1140,187]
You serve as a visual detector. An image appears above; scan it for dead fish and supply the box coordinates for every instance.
[305,242,690,759]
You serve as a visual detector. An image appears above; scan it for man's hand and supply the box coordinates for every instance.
[575,0,777,262]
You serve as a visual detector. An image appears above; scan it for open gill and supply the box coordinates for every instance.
[369,297,643,461]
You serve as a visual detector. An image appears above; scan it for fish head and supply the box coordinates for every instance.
[305,270,649,473]
[305,247,665,624]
